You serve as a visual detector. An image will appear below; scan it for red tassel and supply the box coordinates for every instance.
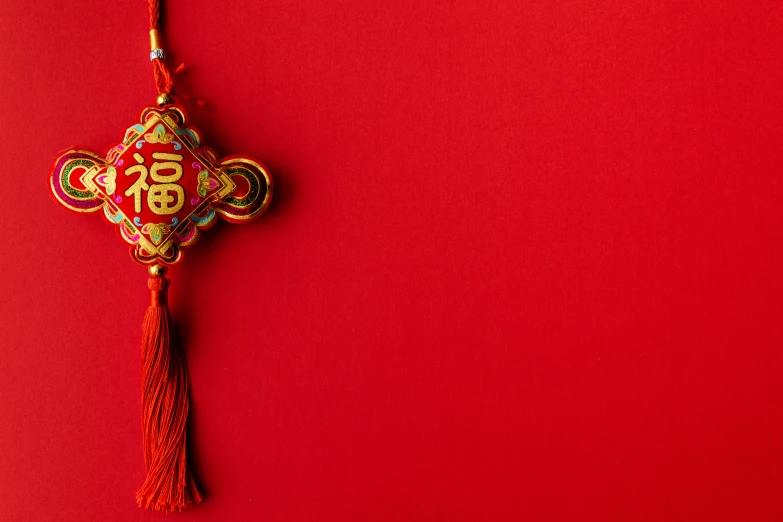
[137,270,202,511]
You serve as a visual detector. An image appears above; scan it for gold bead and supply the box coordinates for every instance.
[157,93,173,107]
[148,264,167,276]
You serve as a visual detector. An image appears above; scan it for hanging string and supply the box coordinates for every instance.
[147,0,204,105]
[148,0,173,96]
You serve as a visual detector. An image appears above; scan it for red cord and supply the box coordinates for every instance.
[148,0,173,96]
[147,0,205,104]
[148,0,161,28]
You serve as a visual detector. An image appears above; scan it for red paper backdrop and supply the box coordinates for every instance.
[1,1,782,520]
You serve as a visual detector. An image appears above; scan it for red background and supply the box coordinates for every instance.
[1,1,782,520]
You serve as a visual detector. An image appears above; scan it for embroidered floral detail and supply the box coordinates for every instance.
[95,166,117,195]
[141,222,171,245]
[144,123,175,144]
[197,170,219,197]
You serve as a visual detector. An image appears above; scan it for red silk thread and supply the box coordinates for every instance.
[137,275,202,511]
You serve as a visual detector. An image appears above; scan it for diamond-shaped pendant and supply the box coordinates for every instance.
[50,105,272,264]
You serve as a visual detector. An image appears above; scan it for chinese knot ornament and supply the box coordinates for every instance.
[46,0,272,513]
[50,105,271,264]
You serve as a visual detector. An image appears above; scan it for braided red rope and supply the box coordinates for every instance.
[148,0,161,27]
[148,0,173,96]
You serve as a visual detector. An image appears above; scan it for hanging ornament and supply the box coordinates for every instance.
[47,0,272,513]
